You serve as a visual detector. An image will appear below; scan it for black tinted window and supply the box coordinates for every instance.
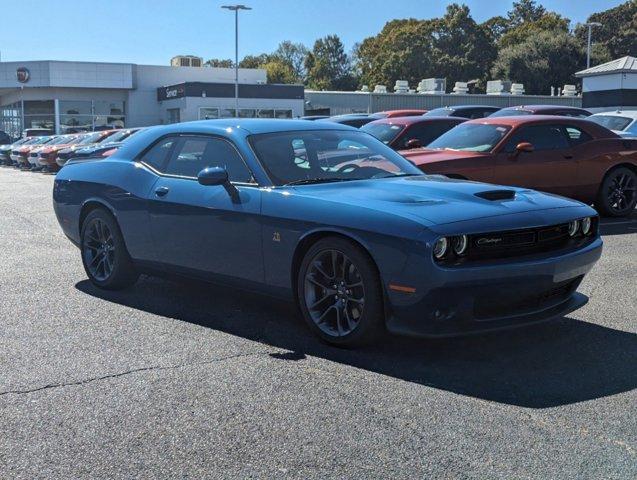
[402,122,459,148]
[165,136,253,182]
[140,136,177,171]
[564,126,593,146]
[504,125,570,152]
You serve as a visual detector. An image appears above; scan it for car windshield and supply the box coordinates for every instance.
[78,132,103,144]
[427,123,510,152]
[588,115,632,131]
[423,108,453,117]
[360,122,405,144]
[489,108,533,117]
[248,130,423,186]
[98,130,132,143]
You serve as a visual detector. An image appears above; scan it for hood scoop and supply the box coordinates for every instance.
[474,189,516,201]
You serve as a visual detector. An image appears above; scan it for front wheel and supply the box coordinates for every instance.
[596,167,637,217]
[80,209,139,290]
[297,237,384,347]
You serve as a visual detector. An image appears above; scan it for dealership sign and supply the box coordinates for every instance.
[16,67,30,83]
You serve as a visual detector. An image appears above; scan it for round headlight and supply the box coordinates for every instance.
[581,217,592,235]
[568,220,580,237]
[452,235,468,255]
[433,237,448,259]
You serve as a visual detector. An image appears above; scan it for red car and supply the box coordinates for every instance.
[402,116,637,217]
[490,105,591,118]
[370,109,428,119]
[361,116,466,150]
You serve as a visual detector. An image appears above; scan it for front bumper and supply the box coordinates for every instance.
[385,237,602,337]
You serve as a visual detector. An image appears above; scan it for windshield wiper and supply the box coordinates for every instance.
[284,177,363,186]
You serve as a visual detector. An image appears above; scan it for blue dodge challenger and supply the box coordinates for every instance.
[53,119,602,346]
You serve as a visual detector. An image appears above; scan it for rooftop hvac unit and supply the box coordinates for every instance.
[452,82,469,94]
[511,83,525,95]
[374,85,388,93]
[359,85,370,92]
[487,80,512,95]
[394,80,409,93]
[561,84,578,97]
[171,55,204,67]
[417,78,446,94]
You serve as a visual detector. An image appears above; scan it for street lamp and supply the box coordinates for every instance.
[584,22,602,69]
[221,4,251,117]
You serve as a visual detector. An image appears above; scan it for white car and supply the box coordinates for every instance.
[588,110,637,138]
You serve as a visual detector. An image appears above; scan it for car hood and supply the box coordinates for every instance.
[288,175,586,226]
[400,148,487,166]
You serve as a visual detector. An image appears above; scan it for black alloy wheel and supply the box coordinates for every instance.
[597,167,637,217]
[298,237,384,347]
[80,209,139,289]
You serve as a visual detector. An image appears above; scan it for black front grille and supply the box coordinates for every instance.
[470,223,571,259]
[474,276,582,319]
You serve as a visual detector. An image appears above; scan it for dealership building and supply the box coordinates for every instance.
[0,60,305,137]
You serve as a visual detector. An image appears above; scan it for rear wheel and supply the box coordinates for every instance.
[297,237,384,347]
[596,167,637,217]
[80,209,139,289]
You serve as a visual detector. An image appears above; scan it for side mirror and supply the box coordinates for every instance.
[405,138,422,149]
[515,142,534,153]
[197,166,240,202]
[198,166,228,186]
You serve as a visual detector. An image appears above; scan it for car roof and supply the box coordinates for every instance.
[591,110,637,120]
[433,105,499,110]
[465,115,618,137]
[366,116,466,126]
[499,105,588,112]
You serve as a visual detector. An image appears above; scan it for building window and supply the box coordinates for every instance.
[275,109,293,119]
[167,108,181,124]
[239,109,256,118]
[59,100,125,133]
[199,108,220,120]
[257,109,274,118]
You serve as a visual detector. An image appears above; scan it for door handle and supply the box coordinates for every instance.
[154,186,170,197]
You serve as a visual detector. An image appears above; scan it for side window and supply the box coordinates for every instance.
[563,126,593,146]
[139,137,177,171]
[625,121,637,135]
[503,125,571,152]
[164,136,253,183]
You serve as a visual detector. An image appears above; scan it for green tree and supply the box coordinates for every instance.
[262,59,297,84]
[204,58,234,68]
[273,41,309,81]
[498,11,570,48]
[238,53,271,69]
[305,35,357,90]
[574,1,636,60]
[491,30,586,95]
[507,0,547,28]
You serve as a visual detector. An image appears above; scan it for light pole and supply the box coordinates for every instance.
[584,22,602,69]
[221,4,251,117]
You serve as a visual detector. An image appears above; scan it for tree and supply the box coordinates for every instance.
[481,16,509,43]
[273,41,309,81]
[355,5,496,90]
[498,11,570,48]
[574,1,637,60]
[305,35,357,90]
[262,59,297,84]
[204,58,234,68]
[507,0,547,28]
[491,30,586,95]
[238,53,271,69]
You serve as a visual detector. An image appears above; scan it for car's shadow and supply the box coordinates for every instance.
[599,211,637,236]
[76,277,637,409]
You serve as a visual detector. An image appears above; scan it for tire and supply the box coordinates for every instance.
[80,208,139,290]
[297,236,384,347]
[596,166,637,217]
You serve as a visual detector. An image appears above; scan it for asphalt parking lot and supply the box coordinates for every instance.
[0,167,635,479]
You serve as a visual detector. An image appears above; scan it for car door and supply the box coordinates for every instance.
[145,134,264,283]
[493,124,577,197]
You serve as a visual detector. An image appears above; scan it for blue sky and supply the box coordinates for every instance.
[0,0,623,65]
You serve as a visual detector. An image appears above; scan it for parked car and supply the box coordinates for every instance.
[369,109,428,119]
[300,115,330,121]
[66,128,143,162]
[27,135,76,171]
[361,116,466,150]
[13,136,55,168]
[23,128,54,137]
[489,105,591,118]
[320,114,376,128]
[54,119,601,347]
[34,134,83,172]
[0,137,30,165]
[588,110,637,138]
[400,116,637,217]
[55,130,120,168]
[423,105,501,119]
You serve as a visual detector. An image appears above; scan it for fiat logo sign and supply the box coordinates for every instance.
[16,67,30,83]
